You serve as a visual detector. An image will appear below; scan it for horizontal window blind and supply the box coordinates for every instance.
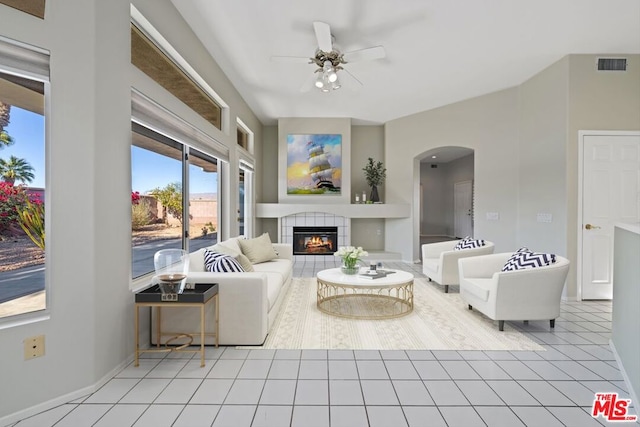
[131,89,229,163]
[0,36,49,81]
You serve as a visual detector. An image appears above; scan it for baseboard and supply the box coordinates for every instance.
[0,355,134,427]
[609,339,639,414]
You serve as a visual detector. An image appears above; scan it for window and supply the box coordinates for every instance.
[131,23,223,131]
[236,118,254,154]
[131,124,220,278]
[188,149,218,251]
[0,42,49,321]
[238,161,254,238]
[129,10,230,279]
[0,0,46,19]
[237,127,249,151]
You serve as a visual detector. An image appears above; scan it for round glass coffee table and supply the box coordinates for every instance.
[316,268,414,319]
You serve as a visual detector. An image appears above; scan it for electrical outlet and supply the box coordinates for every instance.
[24,335,45,360]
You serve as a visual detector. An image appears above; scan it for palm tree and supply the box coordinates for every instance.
[0,102,13,150]
[0,156,35,185]
[0,102,10,132]
[0,131,14,148]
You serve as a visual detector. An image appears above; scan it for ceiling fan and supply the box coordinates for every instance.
[271,21,386,92]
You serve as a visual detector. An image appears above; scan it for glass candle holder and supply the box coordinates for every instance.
[154,249,189,294]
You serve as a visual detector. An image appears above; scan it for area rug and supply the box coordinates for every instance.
[246,277,544,351]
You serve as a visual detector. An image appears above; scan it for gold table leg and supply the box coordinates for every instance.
[134,304,139,367]
[215,294,219,347]
[200,303,205,367]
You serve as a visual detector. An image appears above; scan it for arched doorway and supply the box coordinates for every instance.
[416,147,474,260]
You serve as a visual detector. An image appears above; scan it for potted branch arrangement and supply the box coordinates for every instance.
[363,157,386,203]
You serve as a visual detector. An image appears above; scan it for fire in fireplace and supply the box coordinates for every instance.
[293,226,338,255]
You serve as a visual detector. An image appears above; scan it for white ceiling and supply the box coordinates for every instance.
[171,0,640,126]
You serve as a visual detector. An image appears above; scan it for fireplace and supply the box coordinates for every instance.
[293,226,338,255]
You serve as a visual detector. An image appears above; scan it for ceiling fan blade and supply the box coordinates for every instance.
[270,55,310,64]
[313,21,333,52]
[343,45,386,63]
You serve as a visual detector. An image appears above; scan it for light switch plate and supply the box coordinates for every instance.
[537,213,553,223]
[486,212,500,221]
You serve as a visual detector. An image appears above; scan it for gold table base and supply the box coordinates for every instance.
[134,293,218,368]
[317,278,413,319]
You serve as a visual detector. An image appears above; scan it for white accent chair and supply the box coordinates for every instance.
[458,253,570,331]
[421,239,495,293]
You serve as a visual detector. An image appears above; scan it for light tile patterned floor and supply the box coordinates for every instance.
[9,258,639,426]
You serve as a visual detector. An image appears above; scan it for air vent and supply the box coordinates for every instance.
[430,164,438,169]
[597,58,627,71]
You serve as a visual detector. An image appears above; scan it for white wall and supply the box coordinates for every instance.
[566,54,640,299]
[351,126,385,250]
[420,155,476,237]
[0,0,263,421]
[443,154,474,236]
[385,88,521,261]
[517,57,569,255]
[612,225,640,408]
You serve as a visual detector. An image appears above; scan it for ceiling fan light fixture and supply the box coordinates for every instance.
[331,78,341,90]
[314,74,324,88]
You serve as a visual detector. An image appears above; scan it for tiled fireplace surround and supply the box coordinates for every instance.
[281,213,350,261]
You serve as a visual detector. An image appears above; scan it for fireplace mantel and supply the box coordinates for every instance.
[256,203,410,219]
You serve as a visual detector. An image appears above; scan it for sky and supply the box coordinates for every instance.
[1,106,45,188]
[1,105,217,194]
[131,146,218,195]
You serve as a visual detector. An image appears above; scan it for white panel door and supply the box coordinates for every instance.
[454,181,473,238]
[582,134,640,300]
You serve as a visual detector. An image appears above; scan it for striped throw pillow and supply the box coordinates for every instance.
[204,249,245,273]
[454,237,486,251]
[502,247,556,271]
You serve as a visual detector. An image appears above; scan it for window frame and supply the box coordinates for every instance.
[130,98,226,285]
[130,5,230,134]
[236,117,254,155]
[0,35,50,328]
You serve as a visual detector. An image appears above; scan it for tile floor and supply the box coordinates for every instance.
[9,259,639,427]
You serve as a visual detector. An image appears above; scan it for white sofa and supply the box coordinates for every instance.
[458,252,570,331]
[152,236,293,345]
[421,239,495,293]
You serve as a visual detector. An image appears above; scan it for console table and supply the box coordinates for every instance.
[134,283,218,367]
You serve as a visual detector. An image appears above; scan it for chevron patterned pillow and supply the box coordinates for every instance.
[204,249,245,273]
[502,247,557,271]
[453,236,486,251]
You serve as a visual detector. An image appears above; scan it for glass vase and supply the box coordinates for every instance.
[341,261,360,275]
[154,249,189,294]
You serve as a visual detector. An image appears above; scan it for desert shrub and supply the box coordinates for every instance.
[0,182,29,236]
[18,197,45,249]
[131,199,152,230]
[201,221,216,236]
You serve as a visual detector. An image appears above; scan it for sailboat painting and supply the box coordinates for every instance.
[287,134,342,195]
